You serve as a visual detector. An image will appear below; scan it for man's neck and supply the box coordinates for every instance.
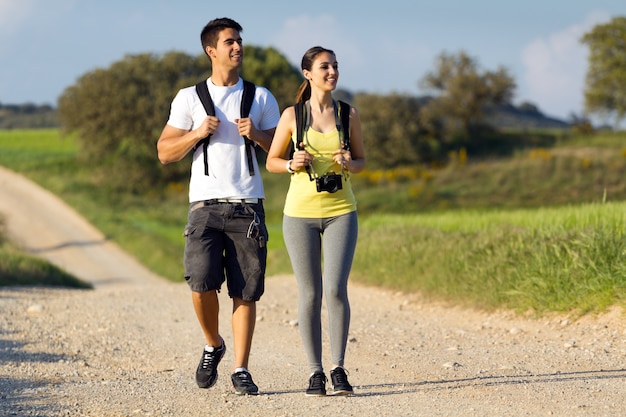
[210,70,240,87]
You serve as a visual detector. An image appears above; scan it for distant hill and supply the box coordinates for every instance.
[0,99,570,131]
[486,102,571,130]
[0,103,59,129]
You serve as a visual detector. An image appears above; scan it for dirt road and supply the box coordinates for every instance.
[1,166,625,417]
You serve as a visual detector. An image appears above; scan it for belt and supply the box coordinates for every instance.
[190,198,260,212]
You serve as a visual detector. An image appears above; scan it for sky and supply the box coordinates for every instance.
[0,0,624,121]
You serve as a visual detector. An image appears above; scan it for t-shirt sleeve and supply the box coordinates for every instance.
[257,87,281,131]
[167,88,194,131]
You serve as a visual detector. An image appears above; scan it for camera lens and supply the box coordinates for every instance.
[325,177,338,193]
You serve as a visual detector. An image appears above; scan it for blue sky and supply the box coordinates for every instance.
[0,0,624,121]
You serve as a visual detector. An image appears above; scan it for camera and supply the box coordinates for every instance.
[315,173,343,193]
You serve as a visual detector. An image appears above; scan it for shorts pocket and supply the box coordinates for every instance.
[183,224,197,237]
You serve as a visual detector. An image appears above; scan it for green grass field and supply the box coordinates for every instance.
[1,128,625,316]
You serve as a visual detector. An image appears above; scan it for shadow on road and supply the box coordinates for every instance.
[0,329,73,416]
[355,368,626,396]
[25,238,109,254]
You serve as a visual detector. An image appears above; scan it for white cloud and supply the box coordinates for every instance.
[0,0,37,35]
[271,15,337,64]
[269,14,361,73]
[268,14,431,95]
[521,11,612,119]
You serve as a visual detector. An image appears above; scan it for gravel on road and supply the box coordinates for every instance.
[1,166,626,417]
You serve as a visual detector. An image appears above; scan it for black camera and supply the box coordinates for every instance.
[315,173,343,193]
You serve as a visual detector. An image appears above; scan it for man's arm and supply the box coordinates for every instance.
[157,116,218,164]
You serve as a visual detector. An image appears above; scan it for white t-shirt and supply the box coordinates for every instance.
[167,78,280,202]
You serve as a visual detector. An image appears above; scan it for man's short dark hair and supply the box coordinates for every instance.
[201,17,243,51]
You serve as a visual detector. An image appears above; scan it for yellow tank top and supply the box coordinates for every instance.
[283,128,357,218]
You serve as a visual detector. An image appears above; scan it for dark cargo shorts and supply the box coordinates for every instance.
[183,200,268,301]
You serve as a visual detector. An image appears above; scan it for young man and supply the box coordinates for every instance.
[157,17,280,395]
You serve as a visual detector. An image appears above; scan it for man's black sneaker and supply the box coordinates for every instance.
[330,367,353,395]
[305,371,327,396]
[231,370,259,395]
[195,340,226,389]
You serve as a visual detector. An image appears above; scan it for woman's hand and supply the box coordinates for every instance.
[332,148,352,171]
[291,149,314,171]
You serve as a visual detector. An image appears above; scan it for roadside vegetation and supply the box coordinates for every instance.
[1,128,625,316]
[0,215,91,288]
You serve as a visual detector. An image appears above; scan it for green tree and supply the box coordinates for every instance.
[242,46,302,110]
[581,16,626,128]
[58,47,301,193]
[353,93,426,168]
[418,51,515,142]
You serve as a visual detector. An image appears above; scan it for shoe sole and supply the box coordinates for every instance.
[305,392,326,397]
[234,389,259,396]
[330,389,354,396]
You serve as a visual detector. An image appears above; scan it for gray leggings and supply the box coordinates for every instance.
[283,211,358,374]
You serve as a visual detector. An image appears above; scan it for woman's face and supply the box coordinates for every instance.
[307,52,339,92]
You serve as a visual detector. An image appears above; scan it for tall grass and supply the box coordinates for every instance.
[356,205,626,315]
[1,129,625,315]
[0,244,92,288]
[0,214,91,288]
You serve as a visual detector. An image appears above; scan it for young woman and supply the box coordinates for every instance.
[266,46,365,396]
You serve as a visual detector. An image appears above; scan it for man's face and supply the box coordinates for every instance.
[208,28,243,69]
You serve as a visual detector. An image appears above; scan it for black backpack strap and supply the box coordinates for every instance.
[194,79,257,177]
[338,100,351,150]
[195,81,214,176]
[291,101,305,159]
[241,79,256,176]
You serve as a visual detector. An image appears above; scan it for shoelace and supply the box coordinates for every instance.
[332,368,349,386]
[309,373,327,389]
[234,372,254,385]
[200,350,218,370]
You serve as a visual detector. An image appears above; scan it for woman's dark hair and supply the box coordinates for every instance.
[295,46,335,103]
[200,17,243,54]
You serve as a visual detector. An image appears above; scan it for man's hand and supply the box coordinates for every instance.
[196,116,220,139]
[235,117,255,139]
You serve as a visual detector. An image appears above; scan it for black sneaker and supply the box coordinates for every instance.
[195,340,226,389]
[330,367,353,395]
[305,371,327,396]
[231,370,259,395]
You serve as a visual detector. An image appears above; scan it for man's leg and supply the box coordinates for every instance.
[226,202,264,394]
[231,297,256,370]
[192,290,226,389]
[229,297,259,395]
[191,290,221,346]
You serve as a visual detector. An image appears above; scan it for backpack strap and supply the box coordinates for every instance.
[193,79,257,176]
[291,101,305,159]
[194,81,214,176]
[241,80,256,176]
[337,100,350,150]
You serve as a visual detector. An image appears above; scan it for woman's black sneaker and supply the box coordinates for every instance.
[305,371,327,396]
[195,340,226,389]
[330,367,353,395]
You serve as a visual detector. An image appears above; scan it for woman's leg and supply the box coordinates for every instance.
[322,211,358,368]
[283,215,324,374]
